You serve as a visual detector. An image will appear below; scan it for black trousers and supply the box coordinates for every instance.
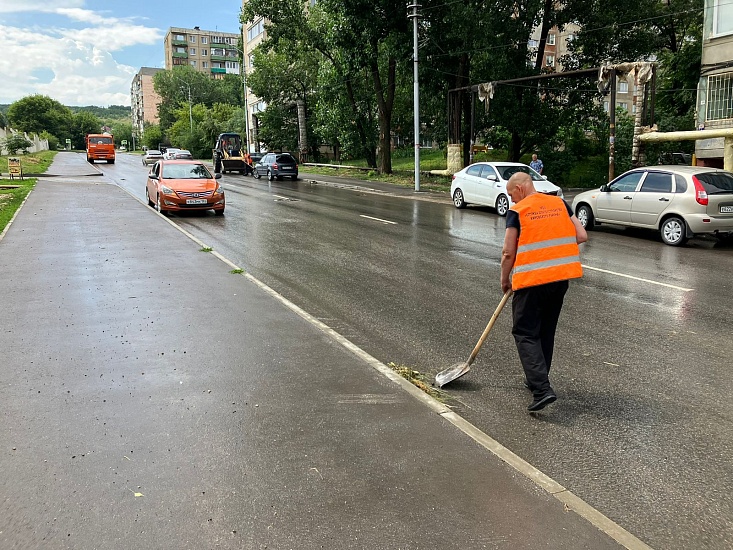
[511,280,569,397]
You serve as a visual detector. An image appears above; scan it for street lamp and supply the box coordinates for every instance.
[171,74,194,133]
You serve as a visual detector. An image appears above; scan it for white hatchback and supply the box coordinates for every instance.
[450,162,563,216]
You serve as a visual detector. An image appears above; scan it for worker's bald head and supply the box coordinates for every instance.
[506,172,535,203]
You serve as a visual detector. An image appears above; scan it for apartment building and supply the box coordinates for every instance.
[241,9,268,152]
[130,67,163,138]
[695,0,733,168]
[164,26,241,79]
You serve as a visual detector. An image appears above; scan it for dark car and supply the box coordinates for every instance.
[253,152,299,181]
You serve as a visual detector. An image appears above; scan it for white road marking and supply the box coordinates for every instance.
[582,264,693,292]
[360,214,397,225]
[273,194,289,200]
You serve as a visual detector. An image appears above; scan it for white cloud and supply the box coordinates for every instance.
[0,5,164,106]
[0,1,85,14]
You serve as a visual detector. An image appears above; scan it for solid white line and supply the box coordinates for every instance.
[360,214,397,225]
[272,194,289,200]
[582,264,693,292]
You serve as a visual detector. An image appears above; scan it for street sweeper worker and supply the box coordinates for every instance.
[500,171,587,412]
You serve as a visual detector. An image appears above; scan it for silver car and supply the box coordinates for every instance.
[142,149,163,165]
[571,166,733,246]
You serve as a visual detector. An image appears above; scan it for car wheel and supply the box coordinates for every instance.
[156,194,167,216]
[108,159,114,164]
[276,175,283,181]
[495,194,509,217]
[146,186,154,207]
[292,175,298,181]
[453,188,466,208]
[267,170,274,181]
[87,157,93,163]
[215,209,225,216]
[576,204,595,230]
[660,216,688,246]
[253,168,261,179]
[214,157,222,174]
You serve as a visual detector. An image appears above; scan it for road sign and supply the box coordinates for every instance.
[8,157,22,180]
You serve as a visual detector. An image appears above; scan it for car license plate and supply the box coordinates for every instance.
[186,199,208,205]
[720,205,733,213]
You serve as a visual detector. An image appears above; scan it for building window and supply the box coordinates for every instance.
[546,55,554,67]
[203,61,208,68]
[248,19,264,42]
[189,35,196,42]
[618,102,628,111]
[714,0,733,36]
[547,34,555,45]
[528,39,539,48]
[201,36,208,44]
[226,61,239,70]
[175,47,186,53]
[619,81,628,93]
[190,60,197,67]
[706,72,733,121]
[632,104,637,113]
[190,48,196,56]
[603,101,609,112]
[249,54,255,67]
[201,49,207,56]
[175,34,185,41]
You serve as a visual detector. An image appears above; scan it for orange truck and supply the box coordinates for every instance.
[85,133,115,164]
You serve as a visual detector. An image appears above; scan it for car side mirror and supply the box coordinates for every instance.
[486,174,498,181]
[542,175,548,180]
[215,173,222,179]
[149,173,158,179]
[600,184,610,192]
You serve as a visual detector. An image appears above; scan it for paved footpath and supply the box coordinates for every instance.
[0,159,637,549]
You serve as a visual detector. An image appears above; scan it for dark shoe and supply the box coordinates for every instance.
[528,393,557,412]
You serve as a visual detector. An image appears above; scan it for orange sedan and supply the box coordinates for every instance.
[146,160,225,216]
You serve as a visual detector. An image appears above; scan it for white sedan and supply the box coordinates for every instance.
[450,161,563,216]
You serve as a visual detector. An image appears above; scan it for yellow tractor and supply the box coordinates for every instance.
[213,133,250,175]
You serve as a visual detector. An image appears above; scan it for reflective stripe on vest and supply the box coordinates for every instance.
[511,194,583,290]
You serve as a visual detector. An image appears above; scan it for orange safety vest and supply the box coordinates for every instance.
[510,193,583,291]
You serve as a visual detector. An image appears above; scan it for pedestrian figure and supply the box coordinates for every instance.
[530,153,544,175]
[500,172,587,411]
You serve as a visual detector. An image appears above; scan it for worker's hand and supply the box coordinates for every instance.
[501,278,511,294]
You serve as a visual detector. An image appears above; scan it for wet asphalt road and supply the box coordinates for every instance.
[94,153,733,548]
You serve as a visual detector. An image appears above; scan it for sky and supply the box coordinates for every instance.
[0,0,243,107]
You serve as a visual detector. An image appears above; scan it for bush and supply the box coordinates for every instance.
[3,134,32,154]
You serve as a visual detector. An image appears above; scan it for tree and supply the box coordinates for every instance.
[3,134,32,154]
[71,111,102,149]
[142,124,164,150]
[7,95,73,141]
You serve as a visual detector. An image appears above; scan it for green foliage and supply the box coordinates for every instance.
[7,95,73,141]
[39,131,59,151]
[3,134,32,154]
[69,105,130,119]
[71,111,102,149]
[142,124,164,150]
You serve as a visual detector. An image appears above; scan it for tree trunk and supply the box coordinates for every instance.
[296,99,308,163]
[534,0,554,71]
[372,53,396,174]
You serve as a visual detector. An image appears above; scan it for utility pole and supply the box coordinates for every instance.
[407,3,421,192]
[234,47,251,153]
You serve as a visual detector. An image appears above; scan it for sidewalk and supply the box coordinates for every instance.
[0,165,627,548]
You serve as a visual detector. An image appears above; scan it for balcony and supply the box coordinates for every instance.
[211,68,226,74]
[210,55,228,62]
[172,52,188,59]
[210,42,227,48]
[171,40,188,47]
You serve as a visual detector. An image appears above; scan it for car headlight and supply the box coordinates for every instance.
[160,185,175,195]
[557,188,564,199]
[215,185,224,195]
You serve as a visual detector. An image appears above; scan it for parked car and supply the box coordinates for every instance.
[252,152,299,181]
[171,149,193,160]
[146,160,225,216]
[142,149,164,166]
[571,165,733,246]
[450,162,563,216]
[163,148,182,160]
